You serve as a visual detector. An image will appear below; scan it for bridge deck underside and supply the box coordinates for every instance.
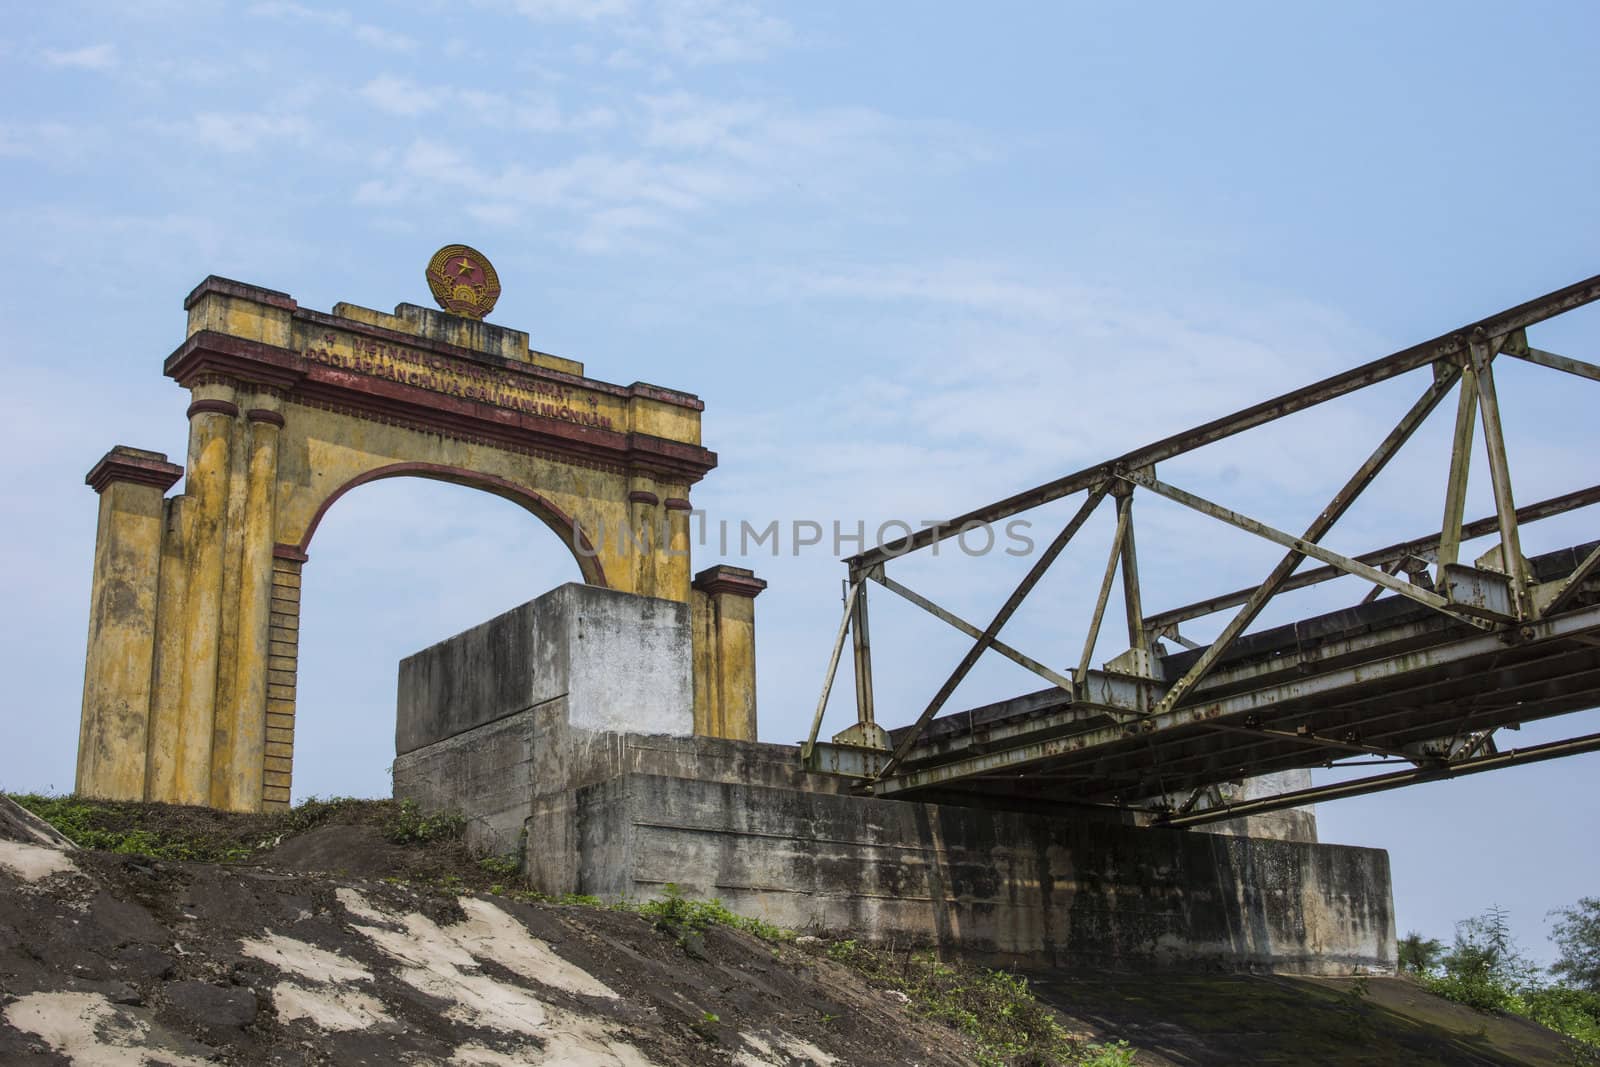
[862,540,1600,808]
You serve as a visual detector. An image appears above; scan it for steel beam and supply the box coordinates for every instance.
[1438,362,1479,574]
[1470,330,1530,614]
[1147,368,1464,718]
[847,272,1600,569]
[876,485,1110,778]
[1144,485,1600,631]
[1160,730,1600,828]
[870,572,1075,692]
[1076,495,1129,686]
[1543,542,1600,617]
[802,580,859,760]
[867,603,1600,796]
[1503,340,1600,384]
[1119,469,1490,628]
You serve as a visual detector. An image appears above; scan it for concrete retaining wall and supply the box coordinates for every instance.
[545,772,1394,975]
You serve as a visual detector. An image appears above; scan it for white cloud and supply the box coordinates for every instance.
[359,75,438,117]
[356,75,613,133]
[505,0,791,65]
[0,122,92,161]
[648,0,791,64]
[185,112,315,153]
[42,43,116,70]
[512,0,633,20]
[248,2,416,51]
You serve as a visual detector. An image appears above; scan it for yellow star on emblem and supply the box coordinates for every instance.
[455,257,475,276]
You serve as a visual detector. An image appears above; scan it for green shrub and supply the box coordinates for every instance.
[381,800,465,845]
[639,883,793,943]
[1078,1040,1137,1067]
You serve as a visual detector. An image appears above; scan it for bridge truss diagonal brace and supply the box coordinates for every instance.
[1142,484,1600,634]
[1117,470,1494,631]
[802,579,860,760]
[1501,329,1600,384]
[1145,365,1464,719]
[869,571,1075,693]
[875,483,1111,780]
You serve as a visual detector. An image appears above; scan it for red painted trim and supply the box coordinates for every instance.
[186,398,239,419]
[628,490,660,506]
[290,308,704,410]
[296,461,608,588]
[165,330,718,484]
[247,408,286,427]
[85,448,184,495]
[663,497,693,511]
[272,543,309,563]
[693,564,767,599]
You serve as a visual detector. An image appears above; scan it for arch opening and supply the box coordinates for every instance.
[288,475,586,801]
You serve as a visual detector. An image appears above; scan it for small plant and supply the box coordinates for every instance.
[381,800,465,845]
[1078,1040,1136,1067]
[639,884,794,944]
[477,853,520,878]
[819,939,1087,1067]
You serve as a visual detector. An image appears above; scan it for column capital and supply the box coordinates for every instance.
[692,564,767,599]
[85,446,184,495]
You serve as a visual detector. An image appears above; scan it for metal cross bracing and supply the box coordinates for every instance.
[802,272,1600,827]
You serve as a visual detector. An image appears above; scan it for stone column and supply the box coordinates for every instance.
[77,447,184,800]
[144,496,189,801]
[660,495,694,604]
[174,383,238,806]
[627,479,660,597]
[690,565,767,740]
[218,401,283,811]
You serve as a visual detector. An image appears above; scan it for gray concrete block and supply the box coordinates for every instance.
[395,583,692,756]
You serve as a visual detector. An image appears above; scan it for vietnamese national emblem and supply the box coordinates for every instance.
[426,244,502,320]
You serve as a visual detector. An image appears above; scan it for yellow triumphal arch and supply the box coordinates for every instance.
[78,269,764,811]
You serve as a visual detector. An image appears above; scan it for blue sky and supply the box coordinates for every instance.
[3,2,1597,963]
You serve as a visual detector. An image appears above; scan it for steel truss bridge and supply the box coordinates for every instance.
[802,273,1600,827]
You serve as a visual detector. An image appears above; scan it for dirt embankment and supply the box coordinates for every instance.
[0,797,1055,1066]
[0,796,1589,1066]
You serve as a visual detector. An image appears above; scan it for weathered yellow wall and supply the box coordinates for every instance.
[80,276,725,812]
[690,567,766,743]
[76,477,168,801]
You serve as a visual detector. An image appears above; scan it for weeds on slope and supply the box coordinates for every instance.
[824,937,1126,1067]
[7,793,463,863]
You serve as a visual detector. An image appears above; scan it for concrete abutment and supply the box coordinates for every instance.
[394,583,1398,975]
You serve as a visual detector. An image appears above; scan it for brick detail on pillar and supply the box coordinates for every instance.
[262,551,302,810]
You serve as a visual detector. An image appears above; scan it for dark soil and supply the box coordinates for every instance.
[0,798,1002,1065]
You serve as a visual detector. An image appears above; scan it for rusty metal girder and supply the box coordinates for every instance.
[1143,485,1600,632]
[864,603,1600,797]
[1158,729,1600,828]
[815,271,1600,813]
[846,272,1600,570]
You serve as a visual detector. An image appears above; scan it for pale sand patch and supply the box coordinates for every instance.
[241,932,373,984]
[336,889,656,1062]
[3,990,211,1066]
[272,981,393,1031]
[334,885,389,923]
[449,1017,662,1066]
[778,1035,839,1065]
[455,896,619,999]
[0,840,78,883]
